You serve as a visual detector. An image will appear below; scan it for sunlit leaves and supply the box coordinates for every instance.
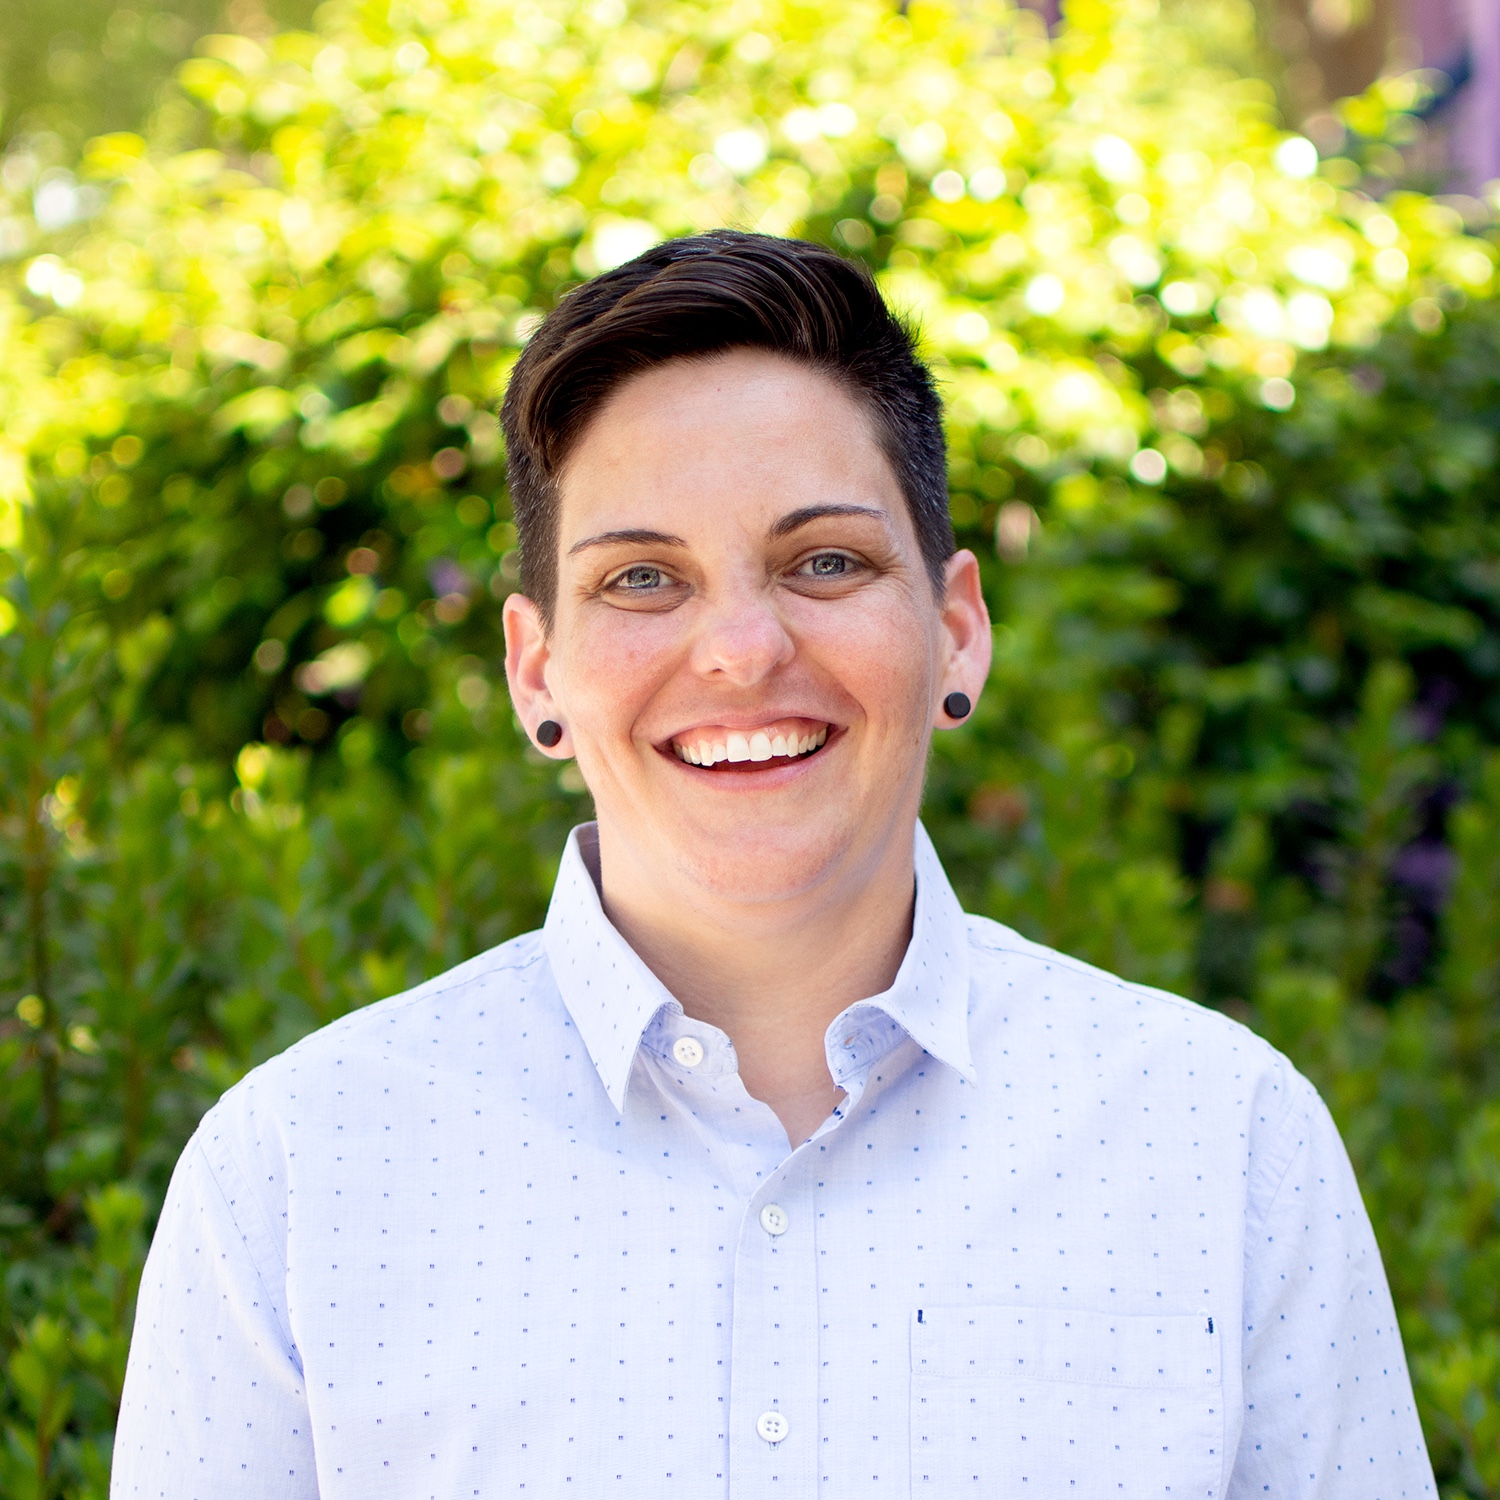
[2,2,1500,1494]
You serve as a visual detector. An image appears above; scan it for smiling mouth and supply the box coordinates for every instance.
[669,720,831,768]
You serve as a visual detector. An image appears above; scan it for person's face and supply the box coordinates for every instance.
[504,350,990,905]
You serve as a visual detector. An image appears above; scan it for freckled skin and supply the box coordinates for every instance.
[504,351,990,1143]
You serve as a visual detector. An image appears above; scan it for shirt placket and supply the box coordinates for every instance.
[645,1007,912,1498]
[728,1142,820,1496]
[645,1015,814,1494]
[724,1016,908,1498]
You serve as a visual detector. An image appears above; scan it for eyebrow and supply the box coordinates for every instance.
[768,503,890,539]
[568,527,688,555]
[566,504,889,556]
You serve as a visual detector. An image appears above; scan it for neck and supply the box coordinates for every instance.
[593,821,918,1146]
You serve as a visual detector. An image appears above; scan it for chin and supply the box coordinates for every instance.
[660,814,859,906]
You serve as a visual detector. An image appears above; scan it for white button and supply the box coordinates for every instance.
[672,1036,704,1068]
[759,1203,789,1236]
[756,1410,789,1444]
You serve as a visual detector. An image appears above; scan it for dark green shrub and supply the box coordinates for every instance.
[1,0,1497,1491]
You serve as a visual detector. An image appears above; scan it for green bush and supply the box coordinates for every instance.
[1,0,1497,1492]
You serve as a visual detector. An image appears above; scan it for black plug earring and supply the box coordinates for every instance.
[943,692,971,721]
[536,720,563,748]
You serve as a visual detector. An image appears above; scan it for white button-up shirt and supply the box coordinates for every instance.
[113,823,1433,1498]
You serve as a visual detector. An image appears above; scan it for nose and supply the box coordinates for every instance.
[689,585,795,687]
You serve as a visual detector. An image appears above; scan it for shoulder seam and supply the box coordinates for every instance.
[188,1130,301,1369]
[966,921,1209,1015]
[283,940,546,1045]
[1242,1066,1319,1250]
[963,917,1290,1056]
[364,942,544,1016]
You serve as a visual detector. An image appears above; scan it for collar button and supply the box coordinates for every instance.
[671,1036,705,1068]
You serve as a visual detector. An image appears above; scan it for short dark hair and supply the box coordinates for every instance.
[500,230,953,622]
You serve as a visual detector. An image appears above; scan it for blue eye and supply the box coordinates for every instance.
[617,566,663,590]
[803,553,851,577]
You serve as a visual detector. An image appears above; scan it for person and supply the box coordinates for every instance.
[112,231,1434,1498]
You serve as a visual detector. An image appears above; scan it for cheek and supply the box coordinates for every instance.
[554,613,681,732]
[794,593,938,718]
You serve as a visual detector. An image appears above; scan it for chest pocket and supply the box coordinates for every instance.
[910,1304,1225,1497]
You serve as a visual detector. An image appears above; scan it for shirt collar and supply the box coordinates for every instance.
[543,821,974,1114]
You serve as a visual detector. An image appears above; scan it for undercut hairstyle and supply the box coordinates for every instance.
[500,229,953,623]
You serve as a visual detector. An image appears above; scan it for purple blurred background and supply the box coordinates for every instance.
[1271,0,1500,193]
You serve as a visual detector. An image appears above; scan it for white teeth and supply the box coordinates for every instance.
[673,726,829,764]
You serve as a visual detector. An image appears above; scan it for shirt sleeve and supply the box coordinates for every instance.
[111,1125,318,1499]
[1228,1073,1434,1499]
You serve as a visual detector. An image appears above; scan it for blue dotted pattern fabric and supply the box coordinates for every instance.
[112,823,1434,1500]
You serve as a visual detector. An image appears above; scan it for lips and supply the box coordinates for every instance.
[668,718,831,767]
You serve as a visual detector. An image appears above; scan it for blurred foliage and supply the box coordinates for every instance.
[0,0,318,157]
[0,0,1498,1492]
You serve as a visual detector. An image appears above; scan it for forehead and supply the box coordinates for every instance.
[555,350,912,544]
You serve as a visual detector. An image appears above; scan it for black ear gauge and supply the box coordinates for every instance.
[943,692,972,721]
[536,720,563,748]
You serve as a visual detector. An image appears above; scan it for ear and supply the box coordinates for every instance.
[503,593,571,757]
[934,549,992,728]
